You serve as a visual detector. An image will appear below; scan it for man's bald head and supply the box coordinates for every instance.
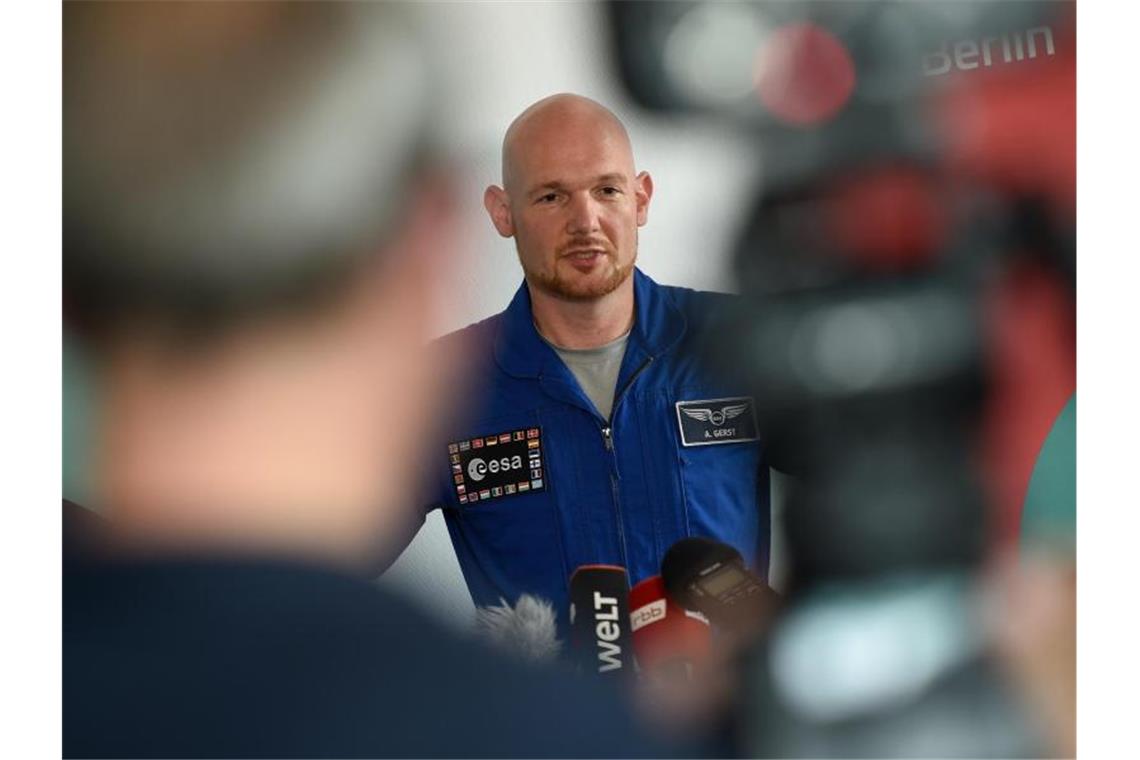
[484,93,653,305]
[501,94,635,196]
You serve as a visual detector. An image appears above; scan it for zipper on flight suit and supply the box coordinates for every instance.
[599,356,655,574]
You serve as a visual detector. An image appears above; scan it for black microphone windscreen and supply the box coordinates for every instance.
[661,537,743,601]
[568,565,634,677]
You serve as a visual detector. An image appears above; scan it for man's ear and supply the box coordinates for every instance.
[634,171,654,227]
[483,185,514,238]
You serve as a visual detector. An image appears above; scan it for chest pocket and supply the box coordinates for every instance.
[670,390,768,573]
[438,412,569,608]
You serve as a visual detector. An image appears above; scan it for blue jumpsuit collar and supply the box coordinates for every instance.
[493,268,687,383]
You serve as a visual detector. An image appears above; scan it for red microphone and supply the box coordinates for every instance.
[628,575,711,683]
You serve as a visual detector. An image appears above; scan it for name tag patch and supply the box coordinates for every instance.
[448,427,545,504]
[675,397,759,447]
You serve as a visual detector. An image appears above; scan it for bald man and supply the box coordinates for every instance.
[420,94,771,634]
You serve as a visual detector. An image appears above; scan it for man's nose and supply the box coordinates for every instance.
[565,192,600,235]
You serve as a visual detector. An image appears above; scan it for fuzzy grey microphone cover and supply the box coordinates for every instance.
[474,594,562,664]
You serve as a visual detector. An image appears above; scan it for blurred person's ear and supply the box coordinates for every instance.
[634,171,654,227]
[330,173,473,568]
[484,185,515,238]
[362,174,463,362]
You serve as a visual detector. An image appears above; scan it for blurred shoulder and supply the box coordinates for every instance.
[434,312,503,354]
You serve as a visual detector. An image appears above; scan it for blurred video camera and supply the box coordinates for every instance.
[609,1,1075,756]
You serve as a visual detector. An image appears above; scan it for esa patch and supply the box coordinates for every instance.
[449,426,546,504]
[675,396,759,447]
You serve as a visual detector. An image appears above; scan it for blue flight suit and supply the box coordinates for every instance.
[430,269,769,631]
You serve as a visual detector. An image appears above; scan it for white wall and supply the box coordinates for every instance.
[377,2,771,630]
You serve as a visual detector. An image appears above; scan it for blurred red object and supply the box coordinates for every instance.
[755,23,856,127]
[629,575,712,679]
[929,8,1075,547]
[934,12,1075,223]
[824,165,949,272]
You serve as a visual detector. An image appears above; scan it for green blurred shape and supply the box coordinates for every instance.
[63,333,96,508]
[1021,394,1076,555]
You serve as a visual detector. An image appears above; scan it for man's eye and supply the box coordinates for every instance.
[536,193,558,204]
[599,186,621,196]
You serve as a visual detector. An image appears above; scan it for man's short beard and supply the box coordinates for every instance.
[521,248,637,302]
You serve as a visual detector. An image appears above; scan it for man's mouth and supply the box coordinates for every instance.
[562,248,607,260]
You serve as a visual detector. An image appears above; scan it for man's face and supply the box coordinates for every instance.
[489,114,652,301]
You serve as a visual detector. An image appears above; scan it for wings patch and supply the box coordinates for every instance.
[675,397,759,447]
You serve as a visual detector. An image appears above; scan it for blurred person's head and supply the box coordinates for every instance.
[64,1,461,571]
[483,94,653,303]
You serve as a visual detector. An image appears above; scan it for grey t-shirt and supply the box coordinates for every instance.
[544,331,630,422]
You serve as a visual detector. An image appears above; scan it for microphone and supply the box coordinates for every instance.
[474,594,562,665]
[629,575,711,684]
[661,537,778,634]
[568,565,635,678]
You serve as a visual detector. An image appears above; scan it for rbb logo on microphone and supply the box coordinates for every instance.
[630,599,666,632]
[449,427,545,504]
[629,575,712,683]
